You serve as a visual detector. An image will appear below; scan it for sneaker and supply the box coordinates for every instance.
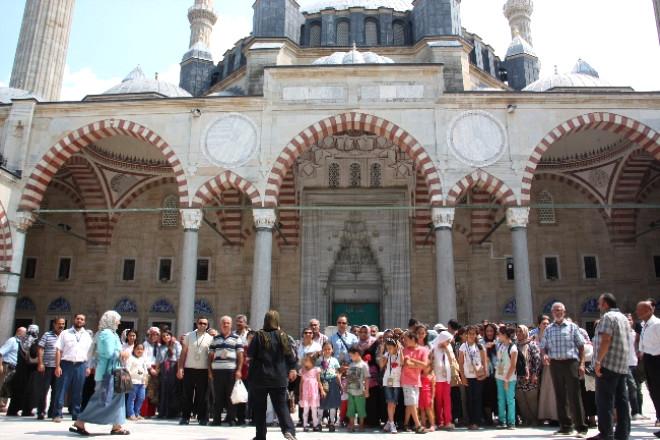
[383,421,391,432]
[313,425,322,432]
[507,425,516,430]
[284,433,297,440]
[328,424,336,432]
[632,414,646,421]
[178,418,189,425]
[303,427,310,432]
[496,423,507,429]
[390,424,398,434]
[553,429,577,436]
[53,417,62,423]
[575,432,589,439]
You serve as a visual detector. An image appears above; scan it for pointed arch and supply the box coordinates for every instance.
[19,119,189,212]
[191,171,261,208]
[264,112,443,207]
[0,200,12,269]
[522,112,660,204]
[110,176,178,229]
[445,170,516,206]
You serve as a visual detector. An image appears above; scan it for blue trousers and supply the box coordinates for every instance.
[496,378,517,425]
[126,384,145,417]
[53,361,86,419]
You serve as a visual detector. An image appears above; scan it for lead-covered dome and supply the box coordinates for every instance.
[523,59,614,92]
[313,48,394,64]
[103,66,192,98]
[0,87,42,104]
[300,0,413,13]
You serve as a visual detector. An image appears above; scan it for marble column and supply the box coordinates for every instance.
[0,212,35,342]
[507,207,533,325]
[250,209,276,327]
[177,209,202,335]
[433,207,457,326]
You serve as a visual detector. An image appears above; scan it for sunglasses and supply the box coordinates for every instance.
[303,331,312,335]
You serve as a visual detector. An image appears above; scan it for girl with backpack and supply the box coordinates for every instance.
[495,325,519,430]
[458,325,488,431]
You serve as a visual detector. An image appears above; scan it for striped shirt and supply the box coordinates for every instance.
[209,332,243,370]
[38,331,60,367]
[541,320,585,361]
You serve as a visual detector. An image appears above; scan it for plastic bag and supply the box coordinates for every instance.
[231,379,248,404]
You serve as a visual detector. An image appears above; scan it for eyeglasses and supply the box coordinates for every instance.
[198,322,208,326]
[337,321,347,325]
[303,332,313,335]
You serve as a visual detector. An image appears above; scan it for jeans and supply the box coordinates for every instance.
[126,384,146,417]
[466,378,484,425]
[251,386,295,440]
[626,367,640,416]
[181,368,209,421]
[496,379,516,426]
[53,361,86,419]
[595,367,630,440]
[550,359,587,432]
[34,366,58,417]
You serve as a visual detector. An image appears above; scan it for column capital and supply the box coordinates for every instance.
[432,207,455,229]
[180,209,203,231]
[506,207,530,229]
[12,211,36,232]
[253,209,277,230]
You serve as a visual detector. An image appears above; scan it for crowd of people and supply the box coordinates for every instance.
[0,294,659,440]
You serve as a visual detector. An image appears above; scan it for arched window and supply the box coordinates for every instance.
[161,195,179,227]
[349,163,362,188]
[310,23,321,47]
[370,163,382,187]
[392,21,406,46]
[365,19,378,46]
[328,163,340,188]
[337,21,350,47]
[538,190,556,224]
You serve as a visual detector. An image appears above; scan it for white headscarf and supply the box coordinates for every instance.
[98,310,121,331]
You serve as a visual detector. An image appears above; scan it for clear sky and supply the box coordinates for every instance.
[1,0,658,100]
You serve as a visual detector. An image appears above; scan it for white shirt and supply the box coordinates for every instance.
[628,331,638,367]
[459,342,484,379]
[640,315,660,356]
[55,327,93,363]
[431,343,452,383]
[143,340,160,366]
[495,343,518,381]
[183,331,213,369]
[382,350,402,388]
[125,354,150,385]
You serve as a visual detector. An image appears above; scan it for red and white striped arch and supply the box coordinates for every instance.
[522,112,660,204]
[19,119,189,212]
[0,201,12,269]
[191,171,261,208]
[264,112,443,207]
[110,176,178,229]
[445,170,517,207]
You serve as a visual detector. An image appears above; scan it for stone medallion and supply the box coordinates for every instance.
[448,110,507,167]
[204,113,257,167]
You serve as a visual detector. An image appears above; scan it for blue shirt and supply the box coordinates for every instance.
[329,331,358,364]
[0,336,19,366]
[541,321,585,361]
[38,331,59,368]
[93,329,121,381]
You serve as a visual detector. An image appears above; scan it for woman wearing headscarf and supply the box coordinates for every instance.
[7,324,39,416]
[248,310,297,440]
[70,311,130,436]
[155,329,182,419]
[515,325,542,426]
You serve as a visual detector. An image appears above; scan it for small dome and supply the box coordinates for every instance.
[313,48,394,65]
[571,58,599,78]
[505,33,536,58]
[523,73,612,92]
[300,0,413,13]
[103,66,192,98]
[0,87,42,104]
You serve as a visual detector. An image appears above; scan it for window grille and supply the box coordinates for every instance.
[310,23,321,47]
[349,163,362,188]
[538,190,556,224]
[365,20,378,46]
[329,163,340,188]
[337,21,350,46]
[393,22,405,46]
[161,195,179,227]
[369,163,382,187]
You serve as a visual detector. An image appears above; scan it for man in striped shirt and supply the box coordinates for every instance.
[34,317,65,420]
[209,316,244,426]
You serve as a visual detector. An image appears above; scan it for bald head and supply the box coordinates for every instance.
[15,327,26,337]
[636,301,654,322]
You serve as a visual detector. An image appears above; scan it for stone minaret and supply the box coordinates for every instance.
[503,0,533,46]
[187,0,217,49]
[9,0,75,101]
[179,0,218,96]
[654,0,660,44]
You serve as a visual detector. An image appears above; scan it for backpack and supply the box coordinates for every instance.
[508,344,527,377]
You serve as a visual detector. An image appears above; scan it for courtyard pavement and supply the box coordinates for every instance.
[1,390,657,439]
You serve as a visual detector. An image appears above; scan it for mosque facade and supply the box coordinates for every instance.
[0,0,658,340]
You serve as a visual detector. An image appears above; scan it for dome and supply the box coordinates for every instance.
[571,58,599,78]
[300,0,413,13]
[523,73,612,92]
[505,33,536,58]
[0,87,42,104]
[313,48,394,64]
[103,66,192,98]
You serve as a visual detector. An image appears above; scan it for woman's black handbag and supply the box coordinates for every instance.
[113,368,133,394]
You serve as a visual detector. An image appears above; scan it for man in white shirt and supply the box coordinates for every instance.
[636,300,660,437]
[177,316,213,426]
[52,314,93,422]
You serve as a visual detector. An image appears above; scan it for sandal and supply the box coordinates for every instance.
[69,426,90,436]
[415,426,427,434]
[110,428,130,435]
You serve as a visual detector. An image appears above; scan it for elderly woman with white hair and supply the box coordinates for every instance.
[70,311,130,436]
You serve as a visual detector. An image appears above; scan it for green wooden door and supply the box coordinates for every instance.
[332,303,380,327]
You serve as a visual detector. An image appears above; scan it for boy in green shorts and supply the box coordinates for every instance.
[346,347,370,432]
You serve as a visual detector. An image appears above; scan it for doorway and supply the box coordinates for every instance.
[332,303,380,327]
